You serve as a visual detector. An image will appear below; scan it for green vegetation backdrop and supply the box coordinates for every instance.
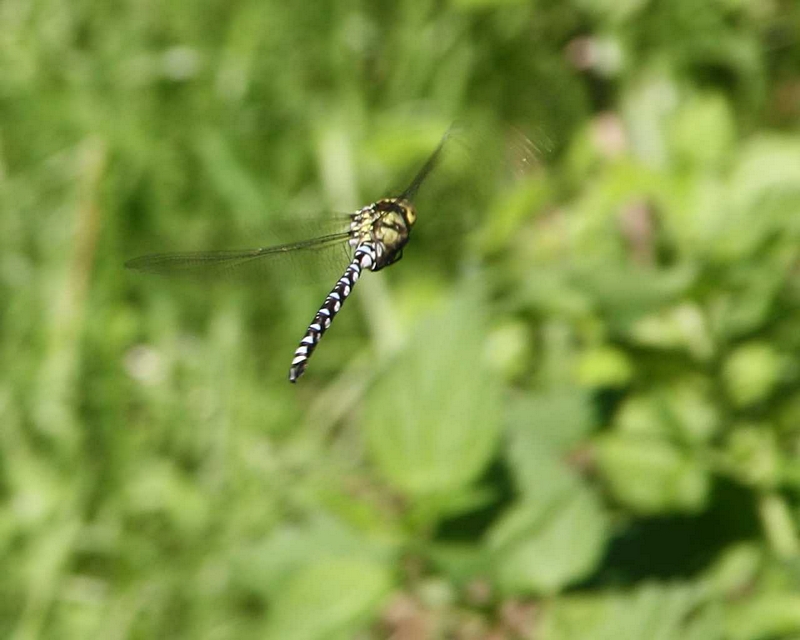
[2,1,800,638]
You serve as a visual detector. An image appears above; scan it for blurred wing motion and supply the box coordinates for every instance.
[124,232,352,280]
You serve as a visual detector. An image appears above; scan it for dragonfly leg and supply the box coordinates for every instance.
[288,243,377,382]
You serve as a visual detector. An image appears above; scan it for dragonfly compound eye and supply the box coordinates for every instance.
[401,202,417,226]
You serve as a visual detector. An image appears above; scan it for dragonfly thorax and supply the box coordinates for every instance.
[349,197,416,271]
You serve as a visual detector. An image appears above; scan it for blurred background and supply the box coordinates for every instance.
[2,1,800,638]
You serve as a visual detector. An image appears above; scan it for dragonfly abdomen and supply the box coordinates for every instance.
[288,242,379,383]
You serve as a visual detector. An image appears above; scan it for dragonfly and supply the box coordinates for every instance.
[126,128,453,382]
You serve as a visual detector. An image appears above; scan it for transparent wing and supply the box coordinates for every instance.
[396,124,459,202]
[390,124,552,248]
[125,231,353,283]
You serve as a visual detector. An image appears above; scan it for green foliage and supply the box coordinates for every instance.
[263,558,393,640]
[366,284,501,499]
[488,391,609,595]
[2,0,800,638]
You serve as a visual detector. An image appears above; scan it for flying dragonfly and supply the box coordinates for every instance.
[126,128,453,382]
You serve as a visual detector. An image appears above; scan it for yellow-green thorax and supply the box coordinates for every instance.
[349,198,416,271]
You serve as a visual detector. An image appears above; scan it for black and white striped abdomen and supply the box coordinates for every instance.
[288,243,379,383]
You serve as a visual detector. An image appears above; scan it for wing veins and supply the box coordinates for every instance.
[125,231,352,276]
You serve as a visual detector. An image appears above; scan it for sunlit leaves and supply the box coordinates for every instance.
[264,558,393,640]
[365,285,502,498]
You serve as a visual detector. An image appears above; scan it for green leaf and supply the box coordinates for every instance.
[577,345,634,388]
[720,424,781,489]
[595,435,710,514]
[489,487,609,595]
[725,593,800,640]
[729,137,800,221]
[723,342,782,408]
[669,93,736,169]
[712,136,800,260]
[518,267,594,318]
[489,390,607,595]
[614,379,720,444]
[540,582,723,640]
[701,543,762,598]
[757,493,799,558]
[232,514,391,600]
[570,264,696,329]
[505,389,595,503]
[628,303,714,360]
[508,388,595,453]
[264,558,393,640]
[366,286,502,496]
[482,319,533,379]
[708,260,789,340]
[506,430,580,508]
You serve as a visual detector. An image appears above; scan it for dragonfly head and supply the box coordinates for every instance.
[369,198,416,232]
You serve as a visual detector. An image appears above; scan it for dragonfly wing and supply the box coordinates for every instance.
[125,232,353,284]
